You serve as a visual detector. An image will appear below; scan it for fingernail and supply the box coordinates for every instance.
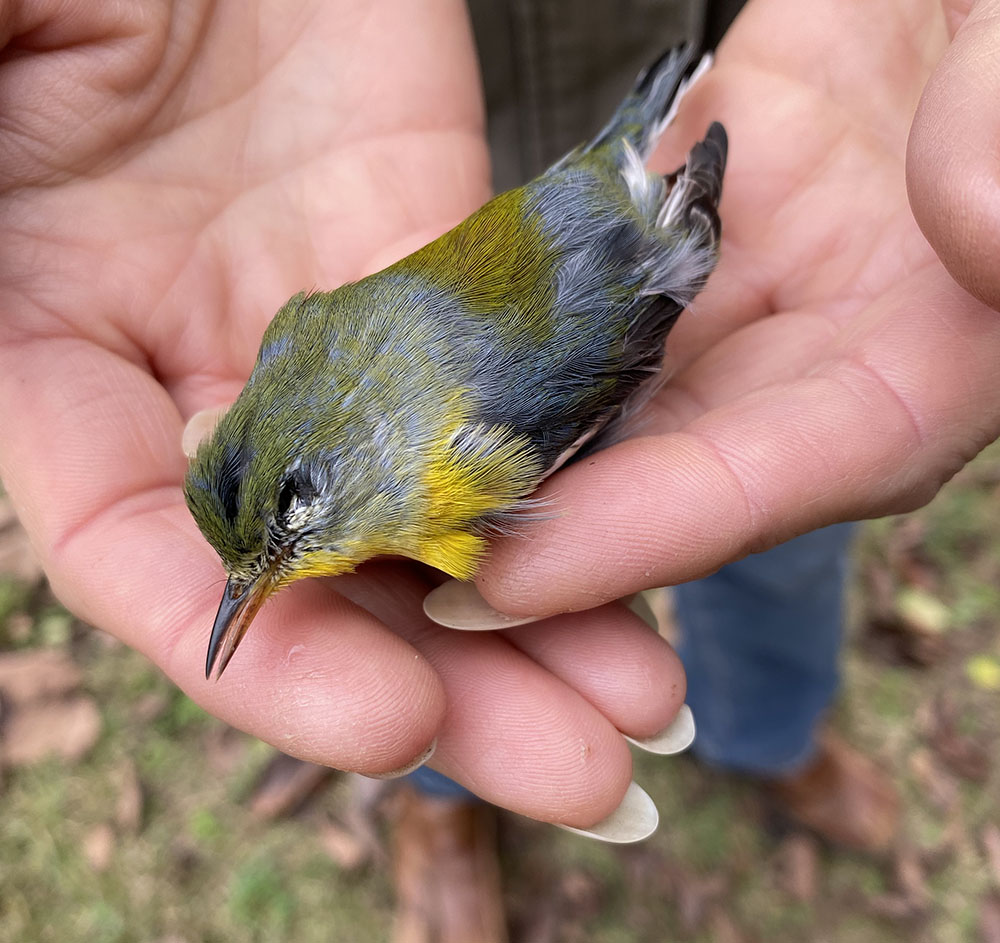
[422,580,545,631]
[556,781,659,844]
[625,593,657,630]
[624,704,696,755]
[181,405,230,458]
[362,738,437,780]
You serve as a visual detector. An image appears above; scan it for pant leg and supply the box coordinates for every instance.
[674,523,856,776]
[405,765,479,800]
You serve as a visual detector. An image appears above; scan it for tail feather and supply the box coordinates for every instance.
[586,42,712,161]
[642,121,728,306]
[659,121,728,240]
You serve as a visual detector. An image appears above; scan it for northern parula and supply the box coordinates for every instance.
[185,44,727,678]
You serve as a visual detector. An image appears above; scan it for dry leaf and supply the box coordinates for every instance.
[133,691,169,724]
[84,823,114,872]
[5,613,32,643]
[671,869,727,935]
[982,824,1000,888]
[708,909,747,943]
[0,497,44,583]
[966,655,1000,692]
[927,697,991,783]
[774,833,819,902]
[864,613,948,666]
[167,840,201,884]
[340,774,391,868]
[202,723,248,776]
[560,870,604,918]
[909,748,959,811]
[893,845,931,913]
[896,587,950,635]
[867,892,923,923]
[115,759,144,832]
[982,893,1000,943]
[1,695,101,765]
[320,820,370,871]
[0,648,82,705]
[248,752,334,819]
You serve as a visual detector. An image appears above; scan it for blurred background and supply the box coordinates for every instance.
[1,443,998,943]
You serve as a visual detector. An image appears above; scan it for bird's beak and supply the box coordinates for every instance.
[205,574,274,680]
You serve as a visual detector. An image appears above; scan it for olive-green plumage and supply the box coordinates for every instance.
[185,43,728,678]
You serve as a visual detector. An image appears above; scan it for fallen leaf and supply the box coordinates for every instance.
[167,839,201,884]
[133,691,169,724]
[864,614,948,666]
[982,824,1000,888]
[89,627,123,650]
[36,608,73,647]
[909,748,959,811]
[860,564,947,667]
[708,909,747,943]
[934,734,991,782]
[115,759,144,832]
[560,869,604,919]
[339,774,391,867]
[966,655,1000,692]
[927,697,992,783]
[923,811,967,873]
[0,497,44,583]
[773,833,819,902]
[1,695,101,765]
[201,723,247,776]
[319,820,370,871]
[670,868,727,935]
[5,612,32,643]
[248,752,335,819]
[0,648,82,705]
[893,845,931,913]
[895,587,950,635]
[84,823,114,872]
[982,893,1000,943]
[867,892,923,923]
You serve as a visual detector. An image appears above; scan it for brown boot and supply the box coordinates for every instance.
[391,786,507,943]
[763,731,900,854]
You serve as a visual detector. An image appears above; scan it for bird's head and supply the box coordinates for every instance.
[184,393,366,680]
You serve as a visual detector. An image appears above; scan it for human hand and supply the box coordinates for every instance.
[907,0,1000,310]
[0,0,687,833]
[473,0,1000,618]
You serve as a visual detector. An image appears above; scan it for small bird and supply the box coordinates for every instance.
[185,44,728,679]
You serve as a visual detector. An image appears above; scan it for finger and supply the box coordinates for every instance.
[337,565,641,827]
[500,603,686,741]
[639,308,839,435]
[181,403,231,457]
[0,335,648,821]
[0,337,446,773]
[907,0,1000,309]
[477,263,1000,616]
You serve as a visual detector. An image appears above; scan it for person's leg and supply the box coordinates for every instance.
[675,523,854,775]
[391,771,506,943]
[405,766,479,800]
[674,523,899,851]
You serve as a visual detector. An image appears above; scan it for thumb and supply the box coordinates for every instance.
[906,0,1000,310]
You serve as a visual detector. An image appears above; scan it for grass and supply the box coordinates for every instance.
[2,442,1000,941]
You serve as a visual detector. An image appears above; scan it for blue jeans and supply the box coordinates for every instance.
[409,523,855,797]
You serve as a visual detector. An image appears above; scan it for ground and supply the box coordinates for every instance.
[1,443,999,943]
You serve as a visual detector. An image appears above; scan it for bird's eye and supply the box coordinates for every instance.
[277,479,297,517]
[277,468,318,518]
